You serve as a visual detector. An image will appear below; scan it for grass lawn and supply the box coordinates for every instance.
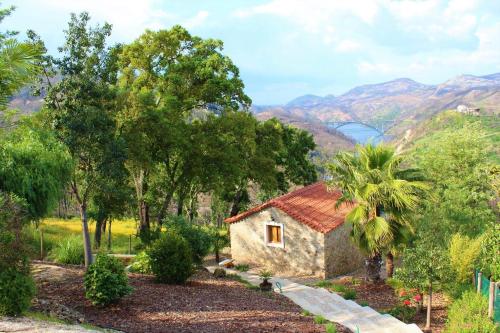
[25,218,141,258]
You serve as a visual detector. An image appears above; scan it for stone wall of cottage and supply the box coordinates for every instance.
[323,222,365,277]
[229,207,326,277]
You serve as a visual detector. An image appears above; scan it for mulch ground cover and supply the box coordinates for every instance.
[34,263,351,333]
[330,276,449,333]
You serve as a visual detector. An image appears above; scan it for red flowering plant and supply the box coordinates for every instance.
[387,288,419,323]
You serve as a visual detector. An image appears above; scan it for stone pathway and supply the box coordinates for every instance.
[207,266,423,333]
[0,317,102,333]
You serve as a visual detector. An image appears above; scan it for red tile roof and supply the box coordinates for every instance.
[224,182,353,233]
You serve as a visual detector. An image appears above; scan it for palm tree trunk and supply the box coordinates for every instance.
[366,253,382,282]
[386,251,394,278]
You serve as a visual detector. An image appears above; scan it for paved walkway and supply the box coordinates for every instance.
[207,266,422,333]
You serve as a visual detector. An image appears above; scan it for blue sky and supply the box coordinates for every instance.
[5,0,500,104]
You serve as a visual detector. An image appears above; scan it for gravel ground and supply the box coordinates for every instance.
[33,263,352,333]
[0,317,102,333]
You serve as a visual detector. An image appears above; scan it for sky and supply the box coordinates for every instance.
[5,0,500,105]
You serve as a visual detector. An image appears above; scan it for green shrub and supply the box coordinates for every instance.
[449,233,482,283]
[387,305,416,323]
[49,235,84,265]
[235,264,249,272]
[445,291,497,333]
[213,268,226,278]
[479,222,500,280]
[313,315,327,324]
[325,323,337,333]
[0,268,36,316]
[128,251,151,274]
[147,231,193,284]
[84,254,132,306]
[164,216,211,264]
[343,289,357,300]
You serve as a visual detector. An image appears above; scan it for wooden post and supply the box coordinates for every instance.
[128,235,132,254]
[477,272,482,293]
[488,278,495,319]
[40,229,44,260]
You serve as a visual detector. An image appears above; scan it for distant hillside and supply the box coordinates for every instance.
[255,73,500,139]
[397,110,500,164]
[9,72,500,157]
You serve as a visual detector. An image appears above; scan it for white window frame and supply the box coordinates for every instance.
[264,221,285,248]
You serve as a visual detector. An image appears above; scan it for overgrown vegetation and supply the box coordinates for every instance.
[49,235,84,265]
[445,291,497,333]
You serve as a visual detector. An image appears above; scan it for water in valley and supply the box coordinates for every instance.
[333,122,387,144]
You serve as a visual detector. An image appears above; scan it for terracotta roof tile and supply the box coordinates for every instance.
[224,182,353,233]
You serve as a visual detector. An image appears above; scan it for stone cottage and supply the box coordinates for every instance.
[225,182,364,278]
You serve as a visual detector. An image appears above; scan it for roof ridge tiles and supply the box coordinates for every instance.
[225,181,350,234]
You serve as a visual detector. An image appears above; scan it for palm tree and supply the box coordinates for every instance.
[327,144,429,282]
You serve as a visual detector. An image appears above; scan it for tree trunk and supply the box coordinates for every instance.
[107,219,112,252]
[424,283,432,332]
[177,195,184,216]
[156,191,173,224]
[215,248,220,264]
[138,200,150,235]
[79,203,93,268]
[386,251,394,278]
[94,218,104,249]
[366,253,382,282]
[229,190,243,217]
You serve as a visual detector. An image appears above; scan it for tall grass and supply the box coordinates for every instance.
[49,235,84,265]
[24,218,141,259]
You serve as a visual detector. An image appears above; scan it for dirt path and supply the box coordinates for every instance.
[0,317,101,333]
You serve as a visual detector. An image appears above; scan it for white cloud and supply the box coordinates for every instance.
[336,40,362,53]
[234,0,380,33]
[183,11,209,29]
[41,0,173,40]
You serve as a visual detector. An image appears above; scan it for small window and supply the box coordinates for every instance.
[267,225,281,244]
[265,222,284,248]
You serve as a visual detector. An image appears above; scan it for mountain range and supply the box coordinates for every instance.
[8,73,500,155]
[253,73,500,151]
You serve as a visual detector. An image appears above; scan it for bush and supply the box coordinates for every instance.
[343,289,357,300]
[479,222,500,280]
[449,233,482,283]
[445,291,497,333]
[84,254,132,306]
[213,268,226,278]
[387,304,416,323]
[235,264,249,272]
[49,235,84,265]
[164,216,211,264]
[147,231,193,284]
[0,268,36,316]
[129,251,152,274]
